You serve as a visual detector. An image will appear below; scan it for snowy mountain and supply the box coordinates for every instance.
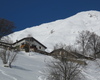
[9,10,100,52]
[1,11,100,80]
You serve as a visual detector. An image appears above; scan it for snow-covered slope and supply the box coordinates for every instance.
[0,52,52,80]
[9,10,100,51]
[0,51,100,80]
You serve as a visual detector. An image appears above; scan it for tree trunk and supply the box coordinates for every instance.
[9,62,12,68]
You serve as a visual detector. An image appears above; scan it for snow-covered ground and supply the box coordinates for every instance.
[0,51,100,80]
[0,52,52,80]
[82,59,100,80]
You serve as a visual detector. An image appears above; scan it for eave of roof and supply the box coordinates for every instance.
[0,41,13,45]
[13,37,47,49]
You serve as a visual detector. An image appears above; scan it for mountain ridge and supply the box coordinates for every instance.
[9,10,100,52]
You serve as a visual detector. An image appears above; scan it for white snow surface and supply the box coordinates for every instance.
[0,51,100,80]
[0,52,52,80]
[9,10,100,52]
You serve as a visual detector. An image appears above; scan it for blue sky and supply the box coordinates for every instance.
[0,0,100,31]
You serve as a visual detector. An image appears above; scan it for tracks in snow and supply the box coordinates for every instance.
[0,69,17,80]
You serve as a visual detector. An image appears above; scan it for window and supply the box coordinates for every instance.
[21,43,24,45]
[39,46,41,49]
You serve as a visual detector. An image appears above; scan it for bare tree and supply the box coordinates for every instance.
[65,45,77,53]
[0,18,17,68]
[76,30,100,58]
[0,49,18,68]
[8,49,18,68]
[0,18,15,39]
[0,37,19,68]
[47,44,83,80]
[47,55,82,80]
[76,30,91,56]
[53,43,66,50]
[87,32,100,58]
